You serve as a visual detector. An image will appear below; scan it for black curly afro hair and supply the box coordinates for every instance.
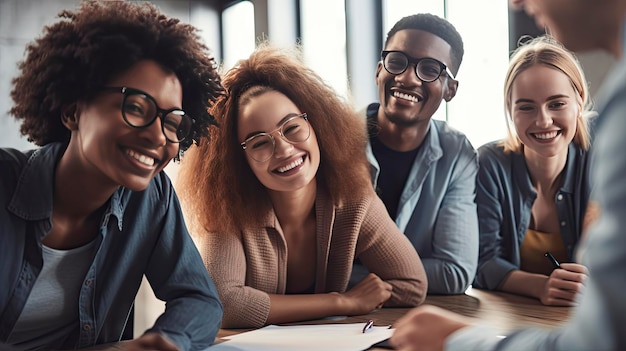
[9,0,224,155]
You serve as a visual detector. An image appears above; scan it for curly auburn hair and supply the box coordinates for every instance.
[9,0,223,153]
[177,44,373,234]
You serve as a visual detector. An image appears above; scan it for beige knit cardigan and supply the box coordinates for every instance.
[197,190,427,328]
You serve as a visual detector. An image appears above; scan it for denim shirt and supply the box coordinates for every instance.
[473,141,592,290]
[0,143,223,351]
[353,103,479,295]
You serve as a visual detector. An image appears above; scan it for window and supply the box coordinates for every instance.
[219,0,509,149]
[446,0,509,147]
[299,0,348,98]
[221,1,256,71]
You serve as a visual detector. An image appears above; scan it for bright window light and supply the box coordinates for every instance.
[222,1,256,71]
[383,0,509,148]
[300,0,348,98]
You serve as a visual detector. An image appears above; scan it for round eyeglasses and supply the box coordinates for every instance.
[381,50,455,83]
[240,113,310,162]
[101,86,193,143]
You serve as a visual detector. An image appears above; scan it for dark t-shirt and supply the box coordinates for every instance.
[370,135,419,219]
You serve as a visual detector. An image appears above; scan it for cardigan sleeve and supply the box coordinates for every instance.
[356,194,427,306]
[198,230,271,329]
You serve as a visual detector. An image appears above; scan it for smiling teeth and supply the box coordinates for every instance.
[393,91,419,102]
[127,149,155,166]
[534,131,558,140]
[277,158,303,173]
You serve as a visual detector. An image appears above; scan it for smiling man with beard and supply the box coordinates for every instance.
[350,13,479,296]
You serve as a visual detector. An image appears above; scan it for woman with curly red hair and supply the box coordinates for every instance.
[177,44,427,329]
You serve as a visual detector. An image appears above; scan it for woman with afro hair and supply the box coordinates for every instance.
[0,1,224,350]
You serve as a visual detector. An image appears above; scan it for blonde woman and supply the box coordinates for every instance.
[474,36,596,306]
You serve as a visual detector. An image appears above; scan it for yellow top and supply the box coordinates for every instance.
[520,229,567,276]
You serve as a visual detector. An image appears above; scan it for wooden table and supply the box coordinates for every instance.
[86,288,572,350]
[218,287,572,348]
[424,287,571,332]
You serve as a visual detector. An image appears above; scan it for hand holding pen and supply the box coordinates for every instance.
[539,251,588,306]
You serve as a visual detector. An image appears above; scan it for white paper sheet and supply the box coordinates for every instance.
[205,323,393,351]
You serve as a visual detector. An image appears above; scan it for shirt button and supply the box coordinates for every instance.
[557,194,563,201]
[85,279,93,287]
[83,324,92,331]
[561,221,567,227]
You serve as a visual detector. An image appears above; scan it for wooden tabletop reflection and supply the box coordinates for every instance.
[218,287,572,349]
[85,288,572,350]
[424,287,571,332]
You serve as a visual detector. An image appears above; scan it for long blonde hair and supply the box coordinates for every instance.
[501,35,592,153]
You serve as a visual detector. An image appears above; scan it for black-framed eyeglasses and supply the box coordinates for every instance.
[100,86,193,143]
[381,50,455,83]
[240,113,310,162]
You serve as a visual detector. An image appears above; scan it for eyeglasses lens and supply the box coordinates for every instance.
[383,52,444,83]
[122,93,190,143]
[384,52,409,75]
[416,59,444,82]
[246,116,310,162]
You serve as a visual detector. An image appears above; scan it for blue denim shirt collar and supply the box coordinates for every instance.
[8,143,125,231]
[561,142,584,194]
[515,142,582,198]
[8,145,57,221]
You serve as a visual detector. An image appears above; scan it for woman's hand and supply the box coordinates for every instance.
[390,305,470,351]
[539,263,587,306]
[337,273,392,315]
[120,333,180,351]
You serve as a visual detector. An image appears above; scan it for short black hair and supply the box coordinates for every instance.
[10,0,223,154]
[385,13,464,75]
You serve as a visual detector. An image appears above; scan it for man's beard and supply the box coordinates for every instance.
[384,109,423,128]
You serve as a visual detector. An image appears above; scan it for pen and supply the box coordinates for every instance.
[362,319,374,333]
[545,251,561,269]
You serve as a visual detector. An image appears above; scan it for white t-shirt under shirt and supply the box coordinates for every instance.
[7,240,96,350]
